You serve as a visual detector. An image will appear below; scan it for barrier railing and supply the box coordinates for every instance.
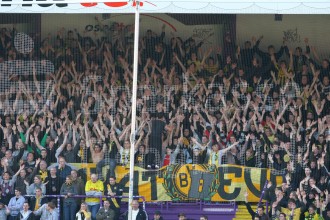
[24,194,146,220]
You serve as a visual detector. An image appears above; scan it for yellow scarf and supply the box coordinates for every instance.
[39,170,48,182]
[79,146,85,161]
[107,184,120,208]
[208,151,219,165]
[35,197,41,211]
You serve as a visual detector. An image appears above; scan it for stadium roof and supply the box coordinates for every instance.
[0,0,329,14]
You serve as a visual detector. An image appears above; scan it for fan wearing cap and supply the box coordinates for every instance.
[191,145,205,164]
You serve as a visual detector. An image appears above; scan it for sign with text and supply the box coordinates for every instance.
[0,1,328,14]
[72,163,282,202]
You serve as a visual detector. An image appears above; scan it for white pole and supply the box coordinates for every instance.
[128,1,140,220]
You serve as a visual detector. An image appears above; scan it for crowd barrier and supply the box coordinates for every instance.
[24,194,146,220]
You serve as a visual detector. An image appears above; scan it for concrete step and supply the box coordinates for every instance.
[233,204,258,220]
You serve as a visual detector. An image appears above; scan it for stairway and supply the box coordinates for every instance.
[232,204,258,220]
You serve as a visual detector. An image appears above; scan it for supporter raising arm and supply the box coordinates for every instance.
[204,132,239,166]
[0,164,25,204]
[54,131,69,161]
[244,191,269,220]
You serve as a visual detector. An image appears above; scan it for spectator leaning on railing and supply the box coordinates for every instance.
[85,173,104,220]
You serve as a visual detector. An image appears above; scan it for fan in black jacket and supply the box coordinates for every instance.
[28,187,48,213]
[124,200,147,220]
[104,176,123,220]
[16,201,35,220]
[244,192,270,220]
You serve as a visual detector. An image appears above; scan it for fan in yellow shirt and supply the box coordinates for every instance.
[280,199,301,220]
[85,173,104,220]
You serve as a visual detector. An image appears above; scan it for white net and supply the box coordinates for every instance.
[0,14,329,203]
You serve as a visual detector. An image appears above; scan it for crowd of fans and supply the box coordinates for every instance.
[0,16,330,220]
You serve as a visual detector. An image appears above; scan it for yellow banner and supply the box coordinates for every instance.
[70,164,282,202]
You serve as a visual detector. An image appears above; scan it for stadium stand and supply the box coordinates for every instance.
[0,14,330,220]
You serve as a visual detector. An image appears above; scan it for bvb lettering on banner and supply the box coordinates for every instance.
[70,163,283,202]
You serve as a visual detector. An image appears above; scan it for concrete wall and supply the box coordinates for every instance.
[40,14,223,50]
[236,14,330,57]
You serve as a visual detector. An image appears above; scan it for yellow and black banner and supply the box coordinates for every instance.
[70,163,282,202]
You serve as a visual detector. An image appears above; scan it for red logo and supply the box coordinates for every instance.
[81,1,156,8]
[0,0,155,8]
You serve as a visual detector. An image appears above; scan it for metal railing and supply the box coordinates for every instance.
[24,194,146,220]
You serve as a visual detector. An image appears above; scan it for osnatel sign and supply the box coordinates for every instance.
[0,0,158,13]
